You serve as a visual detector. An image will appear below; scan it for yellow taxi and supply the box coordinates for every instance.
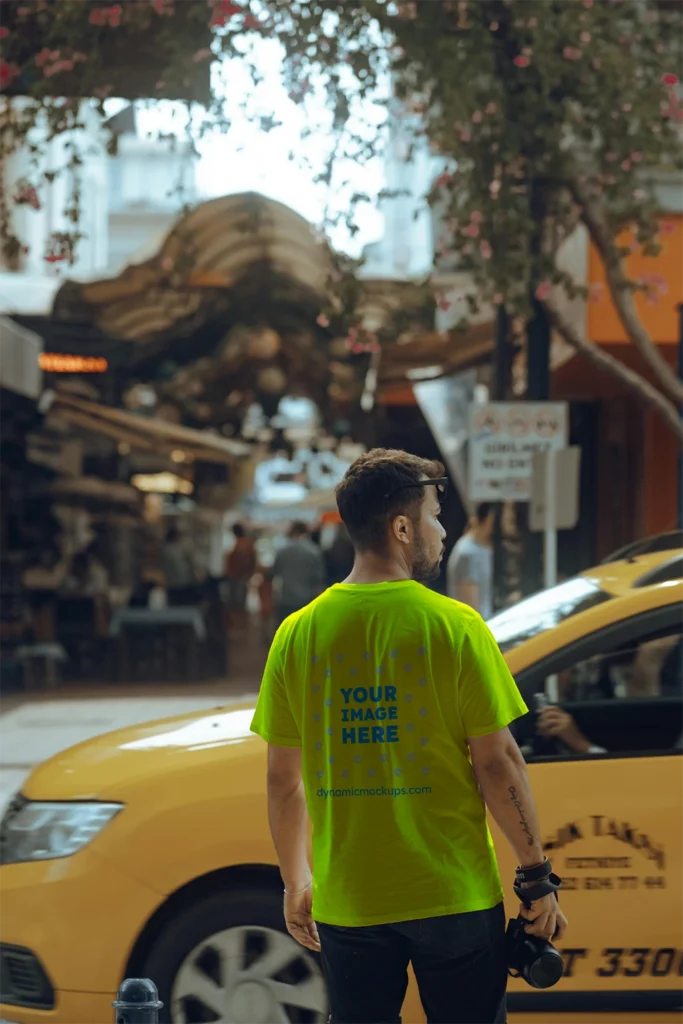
[1,550,681,1024]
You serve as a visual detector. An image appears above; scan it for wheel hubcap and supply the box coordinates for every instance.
[171,924,327,1023]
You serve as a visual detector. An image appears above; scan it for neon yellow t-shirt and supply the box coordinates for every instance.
[250,580,528,927]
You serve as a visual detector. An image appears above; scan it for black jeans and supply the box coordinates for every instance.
[317,902,507,1024]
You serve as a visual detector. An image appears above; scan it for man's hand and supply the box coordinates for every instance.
[284,886,321,952]
[537,706,591,754]
[520,893,568,942]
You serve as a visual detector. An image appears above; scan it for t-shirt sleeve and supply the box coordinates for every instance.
[452,551,479,584]
[250,630,301,747]
[458,616,528,738]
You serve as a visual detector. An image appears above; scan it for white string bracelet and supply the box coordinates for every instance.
[284,881,312,895]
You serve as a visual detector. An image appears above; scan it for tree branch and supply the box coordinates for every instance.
[570,177,683,407]
[544,298,683,441]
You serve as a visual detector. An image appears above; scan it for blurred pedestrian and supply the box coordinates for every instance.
[162,526,197,606]
[271,521,325,626]
[324,522,355,586]
[226,523,257,628]
[447,503,495,619]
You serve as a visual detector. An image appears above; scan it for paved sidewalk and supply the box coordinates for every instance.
[0,627,265,811]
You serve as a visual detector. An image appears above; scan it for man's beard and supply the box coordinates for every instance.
[411,533,442,582]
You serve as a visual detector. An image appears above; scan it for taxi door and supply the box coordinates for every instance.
[496,604,683,1024]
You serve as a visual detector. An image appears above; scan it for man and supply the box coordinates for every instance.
[271,521,325,626]
[251,449,567,1024]
[225,523,257,625]
[447,502,495,619]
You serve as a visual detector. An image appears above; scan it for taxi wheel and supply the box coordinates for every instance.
[143,885,328,1024]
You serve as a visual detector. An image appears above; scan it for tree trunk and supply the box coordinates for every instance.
[544,299,683,442]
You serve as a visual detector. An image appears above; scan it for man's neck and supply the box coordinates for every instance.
[344,552,411,585]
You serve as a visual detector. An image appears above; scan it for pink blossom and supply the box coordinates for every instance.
[35,48,60,68]
[589,283,604,303]
[470,210,482,224]
[480,240,492,259]
[316,314,330,328]
[622,103,632,112]
[580,31,591,42]
[630,152,643,163]
[434,172,452,189]
[0,27,8,39]
[45,59,75,77]
[89,5,122,27]
[527,17,537,27]
[659,221,676,235]
[152,0,174,13]
[513,55,530,68]
[592,58,602,70]
[472,110,483,123]
[621,160,631,171]
[462,243,473,255]
[661,73,679,86]
[243,13,260,29]
[563,47,582,61]
[535,282,552,301]
[493,293,503,305]
[192,48,213,61]
[463,223,479,238]
[460,129,471,142]
[583,0,593,6]
[209,0,241,27]
[161,256,175,273]
[14,183,41,210]
[489,21,499,31]
[632,189,646,200]
[0,61,20,88]
[485,102,497,115]
[438,296,452,311]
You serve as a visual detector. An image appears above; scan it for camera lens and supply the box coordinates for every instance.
[528,949,564,989]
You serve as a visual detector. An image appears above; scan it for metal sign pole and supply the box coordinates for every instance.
[544,448,558,591]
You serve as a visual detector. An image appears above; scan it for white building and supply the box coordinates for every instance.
[0,102,197,308]
[105,104,197,275]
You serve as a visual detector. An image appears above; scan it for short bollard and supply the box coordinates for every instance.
[113,978,163,1024]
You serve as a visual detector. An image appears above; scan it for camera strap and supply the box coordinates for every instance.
[513,872,562,908]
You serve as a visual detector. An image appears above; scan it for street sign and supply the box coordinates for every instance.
[530,447,582,532]
[468,402,568,502]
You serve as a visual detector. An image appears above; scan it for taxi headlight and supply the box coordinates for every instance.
[0,798,123,864]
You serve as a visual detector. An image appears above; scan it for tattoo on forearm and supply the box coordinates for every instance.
[508,785,534,847]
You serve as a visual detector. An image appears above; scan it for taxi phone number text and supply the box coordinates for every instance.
[561,948,683,978]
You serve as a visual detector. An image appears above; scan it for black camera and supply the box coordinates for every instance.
[506,916,564,989]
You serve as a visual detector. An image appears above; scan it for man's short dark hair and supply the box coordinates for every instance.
[233,522,245,538]
[290,520,308,538]
[474,503,492,523]
[336,448,445,551]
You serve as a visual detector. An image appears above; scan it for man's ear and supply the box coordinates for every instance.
[392,514,411,546]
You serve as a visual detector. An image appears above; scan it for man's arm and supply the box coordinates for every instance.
[448,551,480,608]
[469,726,568,941]
[456,580,481,610]
[266,745,320,951]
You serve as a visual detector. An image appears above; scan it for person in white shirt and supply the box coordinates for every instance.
[447,504,495,619]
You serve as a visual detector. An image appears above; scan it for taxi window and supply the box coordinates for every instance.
[528,629,683,758]
[489,578,612,654]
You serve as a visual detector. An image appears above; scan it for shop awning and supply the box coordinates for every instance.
[51,193,332,347]
[50,392,250,464]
